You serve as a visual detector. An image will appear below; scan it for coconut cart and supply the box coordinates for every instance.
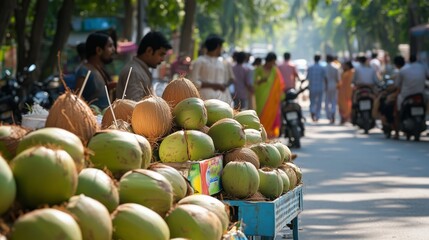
[223,184,303,240]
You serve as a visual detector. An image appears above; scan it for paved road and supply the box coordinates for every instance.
[288,106,429,239]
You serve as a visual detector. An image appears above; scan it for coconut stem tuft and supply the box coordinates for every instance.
[57,51,69,92]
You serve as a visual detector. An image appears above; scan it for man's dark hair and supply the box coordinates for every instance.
[235,51,246,64]
[137,31,172,55]
[393,56,405,68]
[344,61,354,69]
[326,54,334,62]
[252,57,262,66]
[204,35,224,52]
[357,55,367,64]
[371,52,378,59]
[314,54,321,62]
[77,42,86,61]
[283,52,291,61]
[409,54,417,63]
[265,52,277,62]
[85,32,110,59]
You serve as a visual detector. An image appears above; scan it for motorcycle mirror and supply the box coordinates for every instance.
[5,69,12,77]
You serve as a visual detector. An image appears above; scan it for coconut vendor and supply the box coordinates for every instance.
[190,34,234,105]
[116,31,172,101]
[75,32,116,110]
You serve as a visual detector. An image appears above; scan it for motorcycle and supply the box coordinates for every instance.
[0,69,21,123]
[399,93,426,141]
[280,84,308,148]
[376,76,397,138]
[352,86,376,134]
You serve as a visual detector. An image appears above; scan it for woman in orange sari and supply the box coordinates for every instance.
[253,52,285,138]
[337,61,354,124]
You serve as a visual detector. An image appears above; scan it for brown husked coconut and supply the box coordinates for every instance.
[101,99,136,129]
[131,96,172,143]
[162,77,200,108]
[0,125,30,161]
[45,91,98,145]
[224,147,260,169]
[107,119,133,133]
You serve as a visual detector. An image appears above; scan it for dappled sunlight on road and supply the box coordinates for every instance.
[289,111,429,240]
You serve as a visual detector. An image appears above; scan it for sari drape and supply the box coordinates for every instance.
[254,66,285,138]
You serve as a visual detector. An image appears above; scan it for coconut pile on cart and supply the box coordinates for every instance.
[0,76,303,240]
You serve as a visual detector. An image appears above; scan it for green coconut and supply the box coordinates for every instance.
[75,168,119,213]
[233,110,261,130]
[16,127,85,171]
[149,163,187,202]
[208,118,246,152]
[0,125,29,161]
[278,166,297,190]
[224,147,260,169]
[166,204,223,240]
[250,143,282,168]
[285,162,302,184]
[258,168,283,199]
[11,146,77,208]
[221,161,260,199]
[173,97,207,130]
[9,208,82,240]
[159,130,215,162]
[272,142,292,162]
[112,203,170,240]
[204,99,234,126]
[134,134,152,168]
[87,130,142,177]
[66,194,112,240]
[119,169,173,217]
[244,128,263,146]
[178,195,229,233]
[276,169,290,194]
[0,155,16,215]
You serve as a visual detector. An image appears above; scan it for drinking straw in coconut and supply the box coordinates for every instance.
[122,67,133,99]
[105,85,118,128]
[78,70,91,99]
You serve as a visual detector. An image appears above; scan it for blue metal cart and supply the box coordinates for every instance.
[223,184,303,240]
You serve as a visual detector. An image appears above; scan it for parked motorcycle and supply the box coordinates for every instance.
[280,84,308,148]
[352,86,376,134]
[399,93,426,141]
[0,69,21,123]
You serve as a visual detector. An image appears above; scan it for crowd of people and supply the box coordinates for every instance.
[72,30,428,140]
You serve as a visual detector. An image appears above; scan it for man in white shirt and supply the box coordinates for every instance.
[190,35,233,104]
[396,55,428,110]
[369,52,382,79]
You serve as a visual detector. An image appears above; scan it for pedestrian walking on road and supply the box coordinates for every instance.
[253,52,285,138]
[325,55,340,124]
[337,61,354,124]
[232,51,252,110]
[190,34,233,105]
[278,52,299,91]
[306,54,326,122]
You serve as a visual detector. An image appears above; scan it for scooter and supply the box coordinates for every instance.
[399,93,426,141]
[352,86,375,134]
[377,77,397,138]
[280,84,308,148]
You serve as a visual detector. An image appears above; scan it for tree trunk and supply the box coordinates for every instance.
[408,1,420,57]
[27,0,49,80]
[344,27,353,60]
[41,0,75,81]
[123,0,133,41]
[137,0,147,42]
[15,0,31,72]
[179,0,196,57]
[0,0,17,44]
